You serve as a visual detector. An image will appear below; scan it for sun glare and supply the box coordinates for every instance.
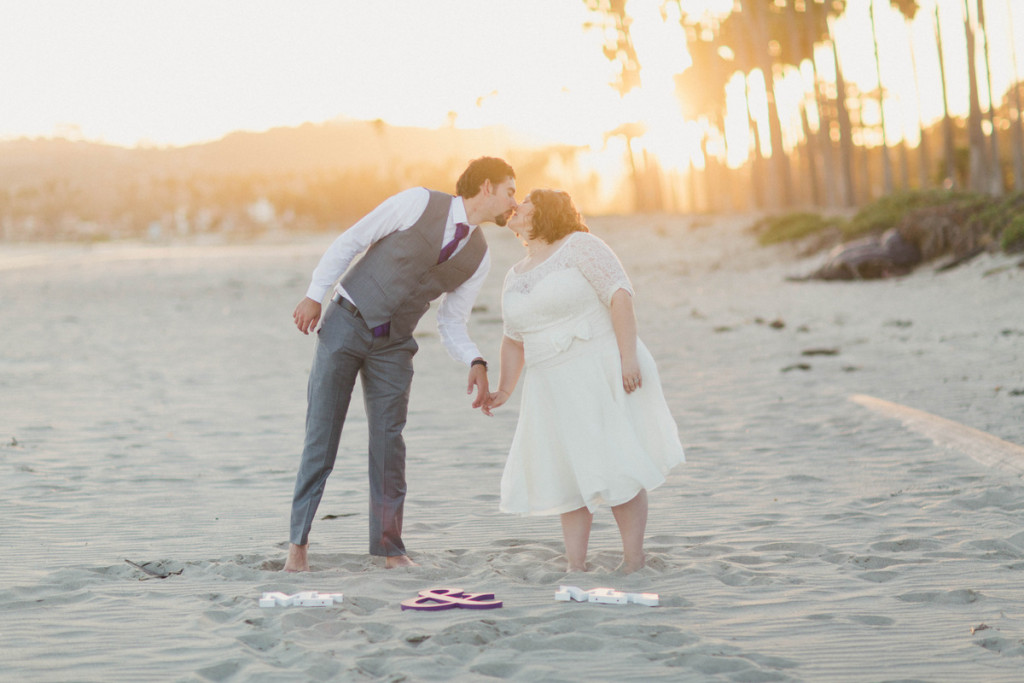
[2,0,1024,208]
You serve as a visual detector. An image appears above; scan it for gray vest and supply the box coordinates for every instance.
[341,190,487,340]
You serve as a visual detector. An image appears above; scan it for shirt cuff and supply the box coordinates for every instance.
[306,283,330,303]
[459,345,483,366]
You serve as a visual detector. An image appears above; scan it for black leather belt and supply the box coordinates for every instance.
[332,293,390,337]
[332,293,360,317]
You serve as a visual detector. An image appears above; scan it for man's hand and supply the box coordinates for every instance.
[293,297,322,335]
[467,361,490,409]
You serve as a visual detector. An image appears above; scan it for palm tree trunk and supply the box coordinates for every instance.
[816,84,840,207]
[745,72,766,210]
[854,101,873,200]
[869,0,895,194]
[787,3,820,206]
[717,111,738,211]
[898,139,912,190]
[743,2,793,208]
[905,15,931,189]
[623,135,643,211]
[696,138,713,212]
[808,19,840,207]
[685,160,697,212]
[977,0,1003,194]
[935,2,959,188]
[762,65,794,208]
[1006,0,1024,191]
[829,16,857,206]
[800,104,822,206]
[963,0,991,193]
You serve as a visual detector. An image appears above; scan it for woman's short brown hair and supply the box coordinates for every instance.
[527,189,589,243]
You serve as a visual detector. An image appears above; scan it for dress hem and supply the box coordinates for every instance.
[499,477,670,518]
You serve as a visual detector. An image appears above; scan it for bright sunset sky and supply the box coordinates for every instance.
[2,0,1022,171]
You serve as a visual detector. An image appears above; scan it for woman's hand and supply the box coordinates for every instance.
[609,290,641,394]
[481,389,511,416]
[482,336,524,416]
[621,356,642,394]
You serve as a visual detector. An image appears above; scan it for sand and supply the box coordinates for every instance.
[2,215,1023,681]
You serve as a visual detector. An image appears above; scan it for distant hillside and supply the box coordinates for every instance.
[0,120,619,241]
[0,119,526,183]
[166,120,527,176]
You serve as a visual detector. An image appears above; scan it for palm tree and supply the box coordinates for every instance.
[827,13,859,205]
[582,0,647,209]
[582,0,641,96]
[891,0,931,189]
[976,0,1002,193]
[1006,0,1024,190]
[962,0,992,192]
[604,122,650,211]
[800,0,843,207]
[736,1,795,207]
[775,0,853,207]
[715,9,770,209]
[869,0,896,195]
[778,0,848,206]
[674,33,733,210]
[934,1,959,187]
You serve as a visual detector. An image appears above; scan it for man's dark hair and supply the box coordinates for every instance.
[456,157,515,198]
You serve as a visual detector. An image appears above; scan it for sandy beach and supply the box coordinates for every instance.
[2,215,1023,682]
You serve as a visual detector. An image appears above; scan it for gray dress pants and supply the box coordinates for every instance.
[289,299,417,556]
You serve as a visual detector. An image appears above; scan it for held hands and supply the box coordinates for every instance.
[621,355,642,394]
[467,362,490,410]
[293,298,322,335]
[480,389,510,417]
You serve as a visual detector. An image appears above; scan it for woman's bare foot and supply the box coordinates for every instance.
[283,543,309,572]
[385,555,418,569]
[566,563,588,573]
[611,491,648,575]
[615,554,645,574]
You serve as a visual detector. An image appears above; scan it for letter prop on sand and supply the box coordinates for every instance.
[554,585,659,606]
[400,588,503,611]
[259,591,344,607]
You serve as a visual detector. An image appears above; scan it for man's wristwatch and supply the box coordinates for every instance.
[471,358,488,370]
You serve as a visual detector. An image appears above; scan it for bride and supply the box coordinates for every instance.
[482,189,684,573]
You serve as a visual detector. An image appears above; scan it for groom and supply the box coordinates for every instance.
[285,157,517,571]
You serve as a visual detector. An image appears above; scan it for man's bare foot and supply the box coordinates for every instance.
[566,563,587,573]
[385,555,418,569]
[283,543,309,572]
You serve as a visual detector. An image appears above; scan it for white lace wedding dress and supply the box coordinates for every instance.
[499,231,685,516]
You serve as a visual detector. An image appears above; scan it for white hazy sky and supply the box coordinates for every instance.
[1,0,1022,164]
[0,0,633,147]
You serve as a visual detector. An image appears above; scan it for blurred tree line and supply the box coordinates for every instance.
[585,0,1024,212]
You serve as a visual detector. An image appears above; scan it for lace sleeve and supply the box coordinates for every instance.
[500,269,524,341]
[571,232,634,305]
[502,319,524,342]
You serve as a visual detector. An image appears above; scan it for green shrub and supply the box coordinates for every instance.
[841,189,976,240]
[755,190,1024,255]
[1001,213,1024,253]
[755,212,837,246]
[962,192,1022,236]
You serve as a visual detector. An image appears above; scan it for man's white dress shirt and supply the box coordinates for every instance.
[305,187,490,365]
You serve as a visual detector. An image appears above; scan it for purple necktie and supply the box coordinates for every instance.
[438,223,470,263]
